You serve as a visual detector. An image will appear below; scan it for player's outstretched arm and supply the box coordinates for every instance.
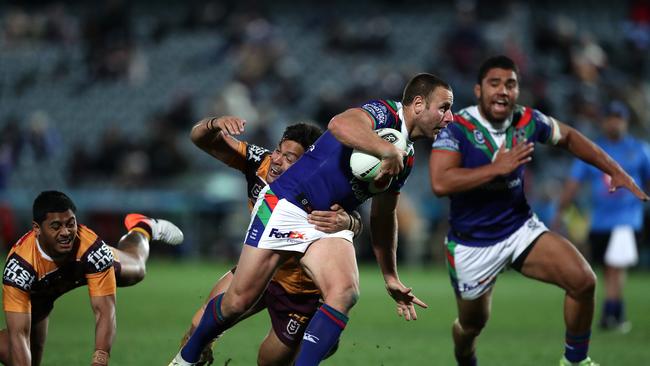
[190,116,247,164]
[556,121,649,201]
[307,204,363,237]
[370,193,428,320]
[90,294,116,366]
[329,109,405,178]
[5,311,31,366]
[430,142,534,196]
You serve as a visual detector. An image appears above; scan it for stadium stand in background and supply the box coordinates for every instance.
[1,0,649,265]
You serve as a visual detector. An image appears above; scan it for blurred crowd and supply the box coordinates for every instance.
[1,0,649,262]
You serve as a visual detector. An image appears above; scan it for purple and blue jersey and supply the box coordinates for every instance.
[570,136,650,232]
[432,105,561,246]
[270,100,415,212]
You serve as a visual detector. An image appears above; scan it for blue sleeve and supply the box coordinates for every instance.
[359,100,399,129]
[532,109,561,145]
[431,125,461,152]
[569,158,590,182]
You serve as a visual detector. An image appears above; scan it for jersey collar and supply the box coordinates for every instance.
[36,238,54,262]
[469,105,513,134]
[396,102,410,140]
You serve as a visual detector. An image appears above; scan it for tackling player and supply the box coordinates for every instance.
[171,73,453,365]
[183,118,362,365]
[430,55,648,366]
[0,190,183,366]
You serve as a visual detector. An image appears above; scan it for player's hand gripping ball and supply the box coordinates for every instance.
[350,128,407,184]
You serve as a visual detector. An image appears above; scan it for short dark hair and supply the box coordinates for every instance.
[604,100,630,120]
[280,122,323,150]
[33,191,76,224]
[477,55,519,84]
[402,73,452,106]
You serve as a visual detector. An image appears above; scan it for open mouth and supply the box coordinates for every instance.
[268,166,282,179]
[492,100,509,114]
[57,237,73,249]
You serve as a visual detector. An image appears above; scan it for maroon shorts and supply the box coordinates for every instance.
[262,281,321,347]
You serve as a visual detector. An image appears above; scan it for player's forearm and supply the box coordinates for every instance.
[562,126,623,177]
[190,118,225,151]
[370,211,399,279]
[431,164,502,196]
[329,111,395,158]
[92,296,116,361]
[9,335,31,366]
[94,312,115,353]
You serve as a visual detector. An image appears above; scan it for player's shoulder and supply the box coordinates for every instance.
[76,225,100,249]
[3,232,37,291]
[9,230,36,253]
[76,225,114,273]
[358,99,400,126]
[243,141,271,164]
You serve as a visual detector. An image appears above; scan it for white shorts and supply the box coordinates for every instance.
[445,215,548,300]
[244,186,353,253]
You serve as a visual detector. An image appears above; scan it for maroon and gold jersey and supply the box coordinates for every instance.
[2,225,116,313]
[231,140,319,295]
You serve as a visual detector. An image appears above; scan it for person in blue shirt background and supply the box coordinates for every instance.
[556,100,650,332]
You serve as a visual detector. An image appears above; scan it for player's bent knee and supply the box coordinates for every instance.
[567,268,596,300]
[326,284,360,311]
[222,293,256,317]
[455,318,486,338]
[116,267,146,287]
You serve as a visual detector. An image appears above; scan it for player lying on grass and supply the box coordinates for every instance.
[183,117,362,365]
[0,190,183,366]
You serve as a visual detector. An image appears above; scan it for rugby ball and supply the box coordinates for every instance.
[350,128,407,182]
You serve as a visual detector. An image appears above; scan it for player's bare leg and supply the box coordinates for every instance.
[453,290,492,366]
[519,232,596,364]
[188,271,235,333]
[300,237,359,315]
[604,266,624,301]
[117,213,184,287]
[173,245,289,365]
[296,237,359,364]
[600,265,630,331]
[520,232,596,333]
[220,246,289,319]
[257,329,294,366]
[181,270,267,366]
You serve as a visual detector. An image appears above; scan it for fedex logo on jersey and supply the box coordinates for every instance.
[268,228,306,241]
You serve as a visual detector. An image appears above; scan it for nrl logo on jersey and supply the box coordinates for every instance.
[286,319,301,335]
[473,130,485,144]
[514,129,527,144]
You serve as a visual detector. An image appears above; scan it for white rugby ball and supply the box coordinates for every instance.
[350,128,407,182]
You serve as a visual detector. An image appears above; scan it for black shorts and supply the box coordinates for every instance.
[588,230,641,266]
[262,281,321,347]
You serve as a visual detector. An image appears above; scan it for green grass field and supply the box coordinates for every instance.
[2,260,649,365]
